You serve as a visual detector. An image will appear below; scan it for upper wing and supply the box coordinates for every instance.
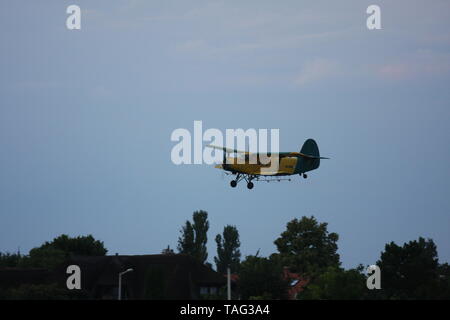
[206,146,329,159]
[206,144,251,155]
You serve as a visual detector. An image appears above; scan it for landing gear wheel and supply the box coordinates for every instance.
[230,180,237,188]
[247,182,254,189]
[303,173,308,179]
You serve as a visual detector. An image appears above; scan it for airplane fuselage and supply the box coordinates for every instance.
[221,156,300,176]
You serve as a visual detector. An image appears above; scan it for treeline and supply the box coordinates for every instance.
[0,234,106,270]
[0,235,107,299]
[1,211,450,299]
[174,211,450,299]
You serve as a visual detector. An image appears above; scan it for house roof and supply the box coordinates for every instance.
[0,254,226,299]
[0,268,53,287]
[61,254,226,299]
[282,267,308,299]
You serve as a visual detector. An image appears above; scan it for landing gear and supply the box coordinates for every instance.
[303,173,308,179]
[229,173,256,189]
[230,173,242,188]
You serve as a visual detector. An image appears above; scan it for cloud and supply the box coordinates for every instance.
[377,50,450,81]
[174,31,342,62]
[377,64,411,80]
[294,59,340,86]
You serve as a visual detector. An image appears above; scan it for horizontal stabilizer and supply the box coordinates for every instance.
[298,152,329,160]
[279,152,329,159]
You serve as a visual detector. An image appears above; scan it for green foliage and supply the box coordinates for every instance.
[377,237,450,299]
[214,225,241,274]
[238,255,289,300]
[1,234,108,270]
[24,234,107,269]
[274,216,340,275]
[299,266,367,300]
[437,263,450,299]
[36,234,108,257]
[21,247,67,269]
[177,210,209,264]
[178,221,195,254]
[3,283,87,300]
[0,252,23,268]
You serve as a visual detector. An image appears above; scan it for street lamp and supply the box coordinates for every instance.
[118,268,133,300]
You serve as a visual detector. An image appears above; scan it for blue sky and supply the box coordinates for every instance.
[1,1,449,269]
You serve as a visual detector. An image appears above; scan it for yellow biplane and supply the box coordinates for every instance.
[207,139,328,189]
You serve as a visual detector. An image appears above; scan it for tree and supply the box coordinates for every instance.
[437,263,450,299]
[299,265,367,300]
[34,234,107,256]
[23,234,107,269]
[0,251,23,268]
[214,225,241,274]
[238,255,289,300]
[377,237,449,299]
[177,221,195,256]
[177,210,209,264]
[273,216,340,275]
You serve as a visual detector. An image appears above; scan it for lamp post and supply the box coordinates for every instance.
[118,268,133,300]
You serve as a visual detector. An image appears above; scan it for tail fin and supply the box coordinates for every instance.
[300,139,324,158]
[297,139,327,173]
